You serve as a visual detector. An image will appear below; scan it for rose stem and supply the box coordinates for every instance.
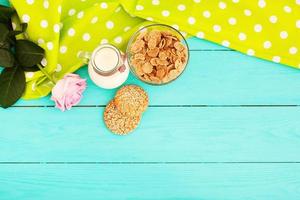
[37,63,57,84]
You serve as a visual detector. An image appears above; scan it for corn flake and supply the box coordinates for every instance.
[130,29,188,84]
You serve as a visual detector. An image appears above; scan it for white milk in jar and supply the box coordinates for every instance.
[87,44,129,89]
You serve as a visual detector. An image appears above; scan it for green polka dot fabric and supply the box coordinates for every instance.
[9,0,300,99]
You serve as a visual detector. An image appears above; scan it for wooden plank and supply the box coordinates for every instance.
[0,0,8,6]
[16,49,300,106]
[188,37,228,50]
[1,107,300,162]
[0,164,300,199]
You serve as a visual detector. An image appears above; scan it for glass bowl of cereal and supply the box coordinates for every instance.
[126,24,189,85]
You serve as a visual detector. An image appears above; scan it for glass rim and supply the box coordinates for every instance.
[91,44,121,76]
[126,23,190,86]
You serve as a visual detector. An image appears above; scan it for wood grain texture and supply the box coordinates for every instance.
[1,107,300,162]
[188,37,229,50]
[2,0,300,199]
[0,0,8,6]
[1,164,300,200]
[16,50,300,106]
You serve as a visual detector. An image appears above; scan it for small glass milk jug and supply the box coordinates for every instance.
[80,44,130,89]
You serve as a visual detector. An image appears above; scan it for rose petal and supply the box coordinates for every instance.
[51,73,87,111]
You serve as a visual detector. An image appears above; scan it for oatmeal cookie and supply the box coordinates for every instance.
[104,100,141,135]
[114,85,149,117]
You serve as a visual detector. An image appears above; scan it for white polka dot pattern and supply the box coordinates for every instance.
[17,0,300,98]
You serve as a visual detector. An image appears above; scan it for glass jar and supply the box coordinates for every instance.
[80,44,130,89]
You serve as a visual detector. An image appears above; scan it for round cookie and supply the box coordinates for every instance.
[104,100,141,135]
[114,85,149,117]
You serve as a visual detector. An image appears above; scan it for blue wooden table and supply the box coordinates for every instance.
[1,1,300,199]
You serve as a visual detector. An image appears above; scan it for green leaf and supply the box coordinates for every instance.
[0,66,25,108]
[0,5,15,23]
[20,23,28,32]
[22,65,40,72]
[8,23,28,37]
[9,30,22,37]
[15,39,45,67]
[0,23,9,46]
[0,40,10,49]
[0,48,14,68]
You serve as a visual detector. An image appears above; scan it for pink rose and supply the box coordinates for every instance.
[51,74,87,111]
